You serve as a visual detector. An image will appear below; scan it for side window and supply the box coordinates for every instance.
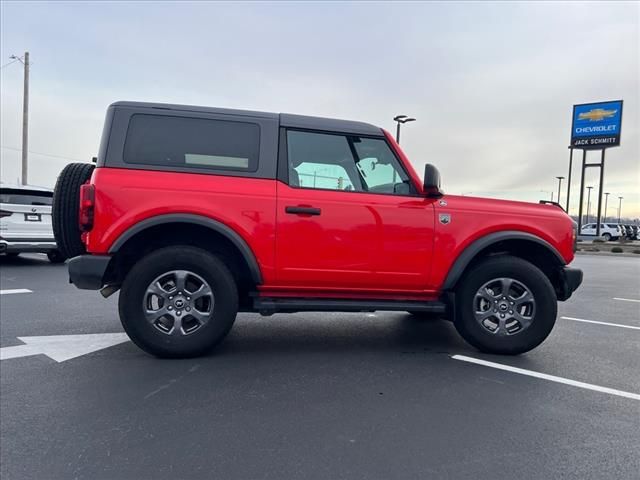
[352,138,410,194]
[286,131,363,191]
[123,114,260,172]
[294,162,354,190]
[286,130,412,195]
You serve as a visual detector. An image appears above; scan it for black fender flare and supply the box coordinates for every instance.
[108,213,263,284]
[442,231,565,291]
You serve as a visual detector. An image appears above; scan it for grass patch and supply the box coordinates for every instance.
[611,247,623,253]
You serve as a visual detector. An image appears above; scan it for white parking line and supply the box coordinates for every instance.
[613,297,640,303]
[452,355,640,401]
[0,289,32,295]
[561,316,640,331]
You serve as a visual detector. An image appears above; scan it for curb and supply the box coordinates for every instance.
[575,250,640,258]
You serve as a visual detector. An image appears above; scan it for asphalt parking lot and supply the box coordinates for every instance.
[1,254,639,480]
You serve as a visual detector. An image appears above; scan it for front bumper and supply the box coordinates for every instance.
[68,255,111,290]
[557,266,583,301]
[1,238,57,254]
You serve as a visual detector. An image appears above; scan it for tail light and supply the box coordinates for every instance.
[79,183,95,232]
[0,210,12,218]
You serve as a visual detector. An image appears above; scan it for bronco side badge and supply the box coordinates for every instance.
[438,199,447,206]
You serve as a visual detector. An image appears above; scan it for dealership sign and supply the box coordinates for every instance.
[571,100,623,149]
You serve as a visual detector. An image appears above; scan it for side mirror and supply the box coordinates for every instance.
[423,164,443,198]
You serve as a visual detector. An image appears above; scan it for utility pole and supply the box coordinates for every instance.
[22,51,29,185]
[10,52,29,185]
[603,192,610,223]
[555,176,564,206]
[586,186,593,224]
[618,196,623,224]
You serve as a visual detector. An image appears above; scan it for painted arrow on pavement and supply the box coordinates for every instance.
[0,333,130,362]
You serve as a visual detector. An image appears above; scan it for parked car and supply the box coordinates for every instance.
[579,223,621,241]
[52,101,582,358]
[0,184,65,262]
[622,224,637,240]
[629,225,639,240]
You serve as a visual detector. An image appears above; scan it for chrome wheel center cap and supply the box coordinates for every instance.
[174,298,185,309]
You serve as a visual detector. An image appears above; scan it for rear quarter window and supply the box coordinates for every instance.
[123,114,260,172]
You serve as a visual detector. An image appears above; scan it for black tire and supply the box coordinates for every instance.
[603,233,611,241]
[5,253,20,258]
[52,162,95,259]
[47,250,66,264]
[453,256,557,355]
[118,246,239,358]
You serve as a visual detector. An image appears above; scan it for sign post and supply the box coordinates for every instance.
[570,100,623,237]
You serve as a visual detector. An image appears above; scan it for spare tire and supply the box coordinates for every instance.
[52,162,95,259]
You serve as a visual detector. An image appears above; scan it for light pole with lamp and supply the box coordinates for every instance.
[566,147,574,213]
[393,115,416,144]
[586,186,593,224]
[555,176,564,206]
[618,196,623,224]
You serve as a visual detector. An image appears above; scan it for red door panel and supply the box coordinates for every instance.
[274,182,435,294]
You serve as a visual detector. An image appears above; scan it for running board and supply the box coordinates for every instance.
[253,297,447,316]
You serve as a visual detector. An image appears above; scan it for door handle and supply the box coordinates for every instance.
[285,206,321,216]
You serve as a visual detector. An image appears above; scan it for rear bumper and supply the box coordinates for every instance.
[68,255,111,290]
[557,266,583,301]
[1,238,57,254]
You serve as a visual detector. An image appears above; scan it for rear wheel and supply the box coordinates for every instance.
[52,162,95,259]
[118,246,239,358]
[453,256,557,355]
[47,250,66,264]
[603,233,611,241]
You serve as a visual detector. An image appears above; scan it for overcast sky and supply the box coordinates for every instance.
[1,1,638,217]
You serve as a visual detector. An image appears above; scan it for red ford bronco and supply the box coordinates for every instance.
[53,101,582,358]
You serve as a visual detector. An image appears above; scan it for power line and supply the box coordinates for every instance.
[0,58,20,70]
[0,145,86,163]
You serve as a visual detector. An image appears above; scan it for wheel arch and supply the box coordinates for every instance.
[443,231,566,292]
[108,214,263,285]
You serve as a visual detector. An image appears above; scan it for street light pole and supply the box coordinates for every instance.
[603,192,610,223]
[618,196,623,224]
[555,176,564,206]
[586,186,593,224]
[393,115,416,144]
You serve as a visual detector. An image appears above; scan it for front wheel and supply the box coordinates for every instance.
[453,256,557,355]
[118,246,239,358]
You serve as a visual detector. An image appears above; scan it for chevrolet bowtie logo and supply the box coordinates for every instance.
[578,108,617,122]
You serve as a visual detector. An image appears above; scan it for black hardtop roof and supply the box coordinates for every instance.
[110,101,384,137]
